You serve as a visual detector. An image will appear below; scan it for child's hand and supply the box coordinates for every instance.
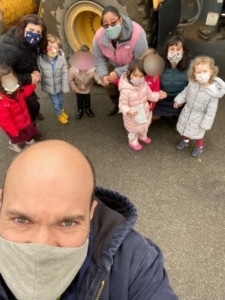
[128,110,138,117]
[174,102,181,108]
[159,90,167,99]
[74,88,80,93]
[103,76,110,86]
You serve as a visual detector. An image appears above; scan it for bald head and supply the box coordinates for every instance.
[0,140,97,247]
[4,140,95,200]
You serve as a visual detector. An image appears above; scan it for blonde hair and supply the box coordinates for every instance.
[140,48,157,60]
[47,34,62,48]
[189,56,219,83]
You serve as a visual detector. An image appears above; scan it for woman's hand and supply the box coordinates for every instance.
[31,71,41,84]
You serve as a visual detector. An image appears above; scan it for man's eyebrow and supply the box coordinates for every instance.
[6,210,33,221]
[57,215,86,223]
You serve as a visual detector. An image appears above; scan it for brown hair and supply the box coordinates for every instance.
[14,14,48,53]
[126,59,146,82]
[47,34,62,49]
[188,56,219,83]
[101,5,121,26]
[161,35,191,71]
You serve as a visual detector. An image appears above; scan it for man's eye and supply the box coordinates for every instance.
[15,218,29,224]
[62,221,76,227]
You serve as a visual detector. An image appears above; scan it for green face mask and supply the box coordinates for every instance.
[105,24,122,40]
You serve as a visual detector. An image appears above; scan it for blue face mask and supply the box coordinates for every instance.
[25,31,42,46]
[105,24,122,40]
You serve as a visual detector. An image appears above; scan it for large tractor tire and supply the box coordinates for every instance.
[39,0,155,58]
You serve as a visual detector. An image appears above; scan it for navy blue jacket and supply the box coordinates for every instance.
[0,187,179,300]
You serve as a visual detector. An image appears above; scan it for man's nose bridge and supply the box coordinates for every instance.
[33,225,56,246]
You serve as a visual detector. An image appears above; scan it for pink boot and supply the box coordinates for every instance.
[139,136,152,144]
[129,142,142,151]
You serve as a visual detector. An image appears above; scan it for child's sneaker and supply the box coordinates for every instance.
[191,146,204,157]
[25,139,35,146]
[138,136,152,144]
[9,141,22,153]
[129,142,142,151]
[177,140,189,150]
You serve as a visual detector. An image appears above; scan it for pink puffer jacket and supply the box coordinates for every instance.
[119,73,159,133]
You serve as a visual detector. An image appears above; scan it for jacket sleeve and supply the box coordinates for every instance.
[174,84,189,105]
[22,85,36,99]
[62,60,70,93]
[200,98,219,130]
[128,237,179,300]
[118,91,131,115]
[68,68,78,91]
[93,71,105,86]
[92,35,109,79]
[0,103,19,137]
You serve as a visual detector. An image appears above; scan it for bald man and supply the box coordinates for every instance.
[0,140,178,300]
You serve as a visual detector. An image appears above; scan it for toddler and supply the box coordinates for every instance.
[174,56,225,157]
[38,34,70,124]
[0,66,40,152]
[119,59,166,151]
[141,48,166,114]
[69,45,104,119]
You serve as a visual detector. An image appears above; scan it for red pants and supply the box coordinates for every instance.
[183,136,204,147]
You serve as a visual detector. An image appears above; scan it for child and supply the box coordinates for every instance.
[38,34,70,124]
[118,59,167,151]
[174,56,225,157]
[68,45,104,119]
[0,65,40,152]
[141,48,166,114]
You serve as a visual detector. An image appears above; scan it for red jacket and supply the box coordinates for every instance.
[0,85,36,137]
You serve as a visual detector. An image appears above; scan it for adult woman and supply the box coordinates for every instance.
[153,35,192,124]
[0,14,48,139]
[93,5,148,116]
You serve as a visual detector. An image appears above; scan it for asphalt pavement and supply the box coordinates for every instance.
[0,83,225,300]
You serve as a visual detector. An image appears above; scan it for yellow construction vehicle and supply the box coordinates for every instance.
[0,0,224,73]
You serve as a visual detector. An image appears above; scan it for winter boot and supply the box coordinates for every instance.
[61,109,69,120]
[57,113,68,124]
[107,96,119,116]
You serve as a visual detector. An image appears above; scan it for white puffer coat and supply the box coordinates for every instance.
[175,77,225,139]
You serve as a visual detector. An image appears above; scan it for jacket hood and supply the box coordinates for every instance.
[206,77,225,98]
[93,186,138,266]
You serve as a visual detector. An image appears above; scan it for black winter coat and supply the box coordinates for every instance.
[0,28,40,85]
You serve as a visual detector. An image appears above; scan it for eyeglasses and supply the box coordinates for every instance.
[102,17,120,29]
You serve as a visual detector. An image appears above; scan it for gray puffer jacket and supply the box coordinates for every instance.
[37,54,70,95]
[175,77,225,139]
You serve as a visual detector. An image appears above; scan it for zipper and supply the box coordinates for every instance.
[95,280,105,300]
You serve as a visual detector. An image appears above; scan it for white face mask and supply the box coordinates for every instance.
[0,237,89,300]
[130,77,145,86]
[105,24,122,40]
[167,52,183,65]
[195,72,211,84]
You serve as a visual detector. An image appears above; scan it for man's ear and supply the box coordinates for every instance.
[90,200,98,221]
